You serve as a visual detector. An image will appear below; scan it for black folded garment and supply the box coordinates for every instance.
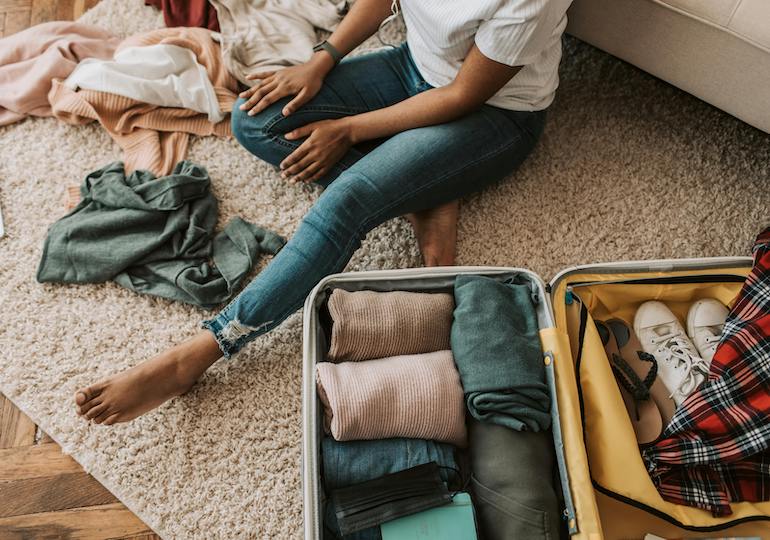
[331,462,451,536]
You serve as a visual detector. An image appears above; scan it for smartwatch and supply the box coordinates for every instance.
[312,40,343,65]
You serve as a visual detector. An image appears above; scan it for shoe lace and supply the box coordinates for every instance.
[651,330,709,398]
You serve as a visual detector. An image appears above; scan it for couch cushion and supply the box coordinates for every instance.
[729,0,770,49]
[657,0,770,50]
[657,0,740,26]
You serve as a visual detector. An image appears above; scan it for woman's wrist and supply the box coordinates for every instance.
[343,115,365,145]
[308,50,336,77]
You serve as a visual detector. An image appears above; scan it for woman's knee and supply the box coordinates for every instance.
[231,98,268,139]
[231,97,285,161]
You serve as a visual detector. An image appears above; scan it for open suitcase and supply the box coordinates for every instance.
[301,256,770,539]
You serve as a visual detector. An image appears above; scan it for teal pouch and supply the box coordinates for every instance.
[380,492,477,540]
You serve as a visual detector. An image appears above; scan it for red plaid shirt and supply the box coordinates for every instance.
[642,227,770,516]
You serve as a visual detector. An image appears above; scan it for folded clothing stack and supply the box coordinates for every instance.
[468,419,561,539]
[317,289,464,446]
[317,280,560,539]
[317,350,466,447]
[317,289,463,539]
[450,274,559,539]
[322,438,459,540]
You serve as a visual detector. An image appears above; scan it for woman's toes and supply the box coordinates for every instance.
[103,413,120,426]
[93,409,115,425]
[75,391,88,406]
[78,398,102,416]
[75,385,103,406]
[85,402,109,420]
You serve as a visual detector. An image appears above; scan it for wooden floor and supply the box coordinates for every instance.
[0,0,99,37]
[0,396,161,539]
[1,6,161,539]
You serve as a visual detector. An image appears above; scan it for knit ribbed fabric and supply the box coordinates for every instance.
[327,289,454,362]
[0,22,119,127]
[48,27,238,176]
[316,350,467,447]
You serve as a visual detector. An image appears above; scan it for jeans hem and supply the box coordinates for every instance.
[201,317,237,360]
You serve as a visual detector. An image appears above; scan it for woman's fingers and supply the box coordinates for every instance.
[282,88,309,116]
[239,80,278,111]
[238,74,276,99]
[282,152,317,178]
[304,164,330,184]
[248,87,287,116]
[281,141,312,171]
[293,162,324,183]
[284,123,316,141]
[238,84,258,100]
[245,71,277,81]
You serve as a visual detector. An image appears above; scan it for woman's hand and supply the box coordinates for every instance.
[280,119,355,183]
[238,54,334,117]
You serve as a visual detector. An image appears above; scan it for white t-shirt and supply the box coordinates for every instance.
[400,0,573,111]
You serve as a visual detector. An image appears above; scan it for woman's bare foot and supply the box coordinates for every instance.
[406,200,460,266]
[74,331,222,425]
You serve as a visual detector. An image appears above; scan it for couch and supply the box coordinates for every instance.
[566,0,770,134]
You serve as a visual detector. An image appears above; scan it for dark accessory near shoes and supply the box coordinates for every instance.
[610,350,658,401]
[331,462,451,535]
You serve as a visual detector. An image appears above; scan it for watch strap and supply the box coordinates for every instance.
[313,40,343,65]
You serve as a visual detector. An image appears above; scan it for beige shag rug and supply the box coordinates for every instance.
[1,1,768,538]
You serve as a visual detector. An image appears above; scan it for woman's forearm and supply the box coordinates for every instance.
[345,46,522,143]
[327,0,394,57]
[346,85,477,144]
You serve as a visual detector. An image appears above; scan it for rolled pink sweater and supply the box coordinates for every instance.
[316,350,467,447]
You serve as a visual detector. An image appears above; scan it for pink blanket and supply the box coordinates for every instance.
[0,21,119,127]
[316,350,467,447]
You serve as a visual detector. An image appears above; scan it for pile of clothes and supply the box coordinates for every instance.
[0,0,350,307]
[0,0,349,175]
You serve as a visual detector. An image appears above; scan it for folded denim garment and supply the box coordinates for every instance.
[316,350,467,446]
[327,289,454,362]
[322,437,458,490]
[322,438,459,540]
[451,275,550,431]
[469,419,561,539]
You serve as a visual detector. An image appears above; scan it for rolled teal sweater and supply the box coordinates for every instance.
[451,274,551,432]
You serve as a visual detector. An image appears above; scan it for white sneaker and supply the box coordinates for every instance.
[686,298,729,365]
[634,301,709,406]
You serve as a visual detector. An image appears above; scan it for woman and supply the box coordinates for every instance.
[75,0,571,424]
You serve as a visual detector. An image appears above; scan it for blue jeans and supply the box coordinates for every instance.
[203,44,546,358]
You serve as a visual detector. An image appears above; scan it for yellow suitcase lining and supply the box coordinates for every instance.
[550,265,770,536]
